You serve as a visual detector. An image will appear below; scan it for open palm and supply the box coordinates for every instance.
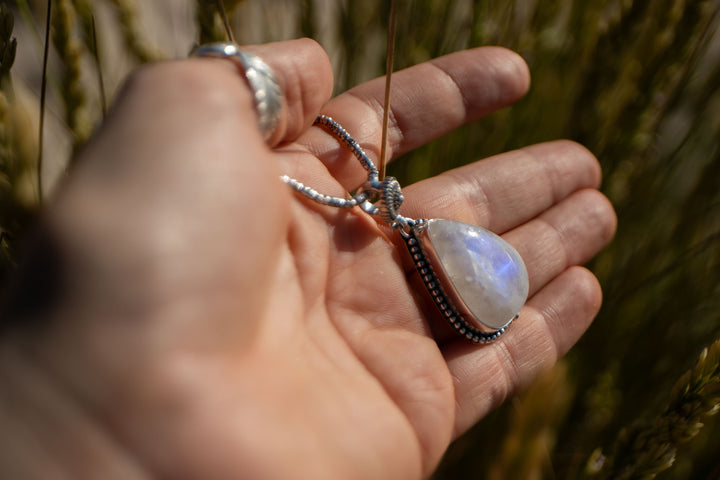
[0,40,615,479]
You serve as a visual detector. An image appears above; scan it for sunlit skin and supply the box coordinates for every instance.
[0,39,616,479]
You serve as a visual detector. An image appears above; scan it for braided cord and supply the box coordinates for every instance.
[313,115,379,182]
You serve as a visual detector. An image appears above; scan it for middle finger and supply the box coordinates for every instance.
[298,47,531,190]
[400,140,602,233]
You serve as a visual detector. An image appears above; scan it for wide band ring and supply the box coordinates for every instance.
[192,42,282,141]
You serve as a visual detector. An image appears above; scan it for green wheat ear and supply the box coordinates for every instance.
[1,3,39,275]
[107,0,163,63]
[196,0,225,44]
[0,3,15,219]
[588,339,720,479]
[52,0,91,151]
[195,0,243,44]
[0,4,17,80]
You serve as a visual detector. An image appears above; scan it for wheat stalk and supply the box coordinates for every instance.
[588,339,720,479]
[106,0,163,63]
[0,4,16,81]
[51,0,92,151]
[196,0,229,44]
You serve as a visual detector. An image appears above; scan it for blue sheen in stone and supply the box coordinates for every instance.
[426,219,529,329]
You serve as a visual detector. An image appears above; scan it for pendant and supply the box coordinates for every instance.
[282,115,529,344]
[402,219,528,343]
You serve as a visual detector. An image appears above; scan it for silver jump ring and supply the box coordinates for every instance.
[192,42,282,141]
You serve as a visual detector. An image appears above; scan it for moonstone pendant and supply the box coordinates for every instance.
[281,115,529,344]
[403,219,529,343]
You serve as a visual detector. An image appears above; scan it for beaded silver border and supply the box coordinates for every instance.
[402,224,514,343]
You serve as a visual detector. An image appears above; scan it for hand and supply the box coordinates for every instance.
[0,39,616,479]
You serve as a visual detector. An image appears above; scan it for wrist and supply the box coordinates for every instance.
[0,334,150,479]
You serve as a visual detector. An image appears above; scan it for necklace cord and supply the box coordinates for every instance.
[282,115,412,226]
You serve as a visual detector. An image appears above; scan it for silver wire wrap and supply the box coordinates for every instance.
[192,42,282,141]
[282,115,419,231]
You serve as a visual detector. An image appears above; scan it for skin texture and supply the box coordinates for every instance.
[0,39,616,479]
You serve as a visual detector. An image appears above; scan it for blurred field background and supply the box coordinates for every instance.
[1,0,720,478]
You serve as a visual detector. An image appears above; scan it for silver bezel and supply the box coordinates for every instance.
[402,220,514,344]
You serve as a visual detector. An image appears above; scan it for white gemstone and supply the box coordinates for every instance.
[426,219,529,329]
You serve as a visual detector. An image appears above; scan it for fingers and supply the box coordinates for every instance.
[243,39,334,145]
[398,139,615,296]
[107,38,332,150]
[396,139,608,282]
[190,38,333,146]
[301,47,530,188]
[395,140,614,438]
[505,188,617,297]
[68,38,334,226]
[402,137,614,290]
[445,266,603,437]
[401,140,603,233]
[416,183,614,343]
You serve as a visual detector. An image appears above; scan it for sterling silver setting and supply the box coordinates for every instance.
[192,42,282,141]
[402,223,515,343]
[284,115,525,344]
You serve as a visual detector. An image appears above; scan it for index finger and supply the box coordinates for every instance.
[302,47,531,188]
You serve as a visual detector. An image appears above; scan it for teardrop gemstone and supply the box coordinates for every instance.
[422,219,529,330]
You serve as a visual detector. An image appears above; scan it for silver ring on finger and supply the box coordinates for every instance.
[192,42,282,142]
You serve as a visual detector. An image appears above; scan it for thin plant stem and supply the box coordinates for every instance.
[215,0,235,43]
[38,0,52,203]
[90,15,107,117]
[379,0,397,181]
